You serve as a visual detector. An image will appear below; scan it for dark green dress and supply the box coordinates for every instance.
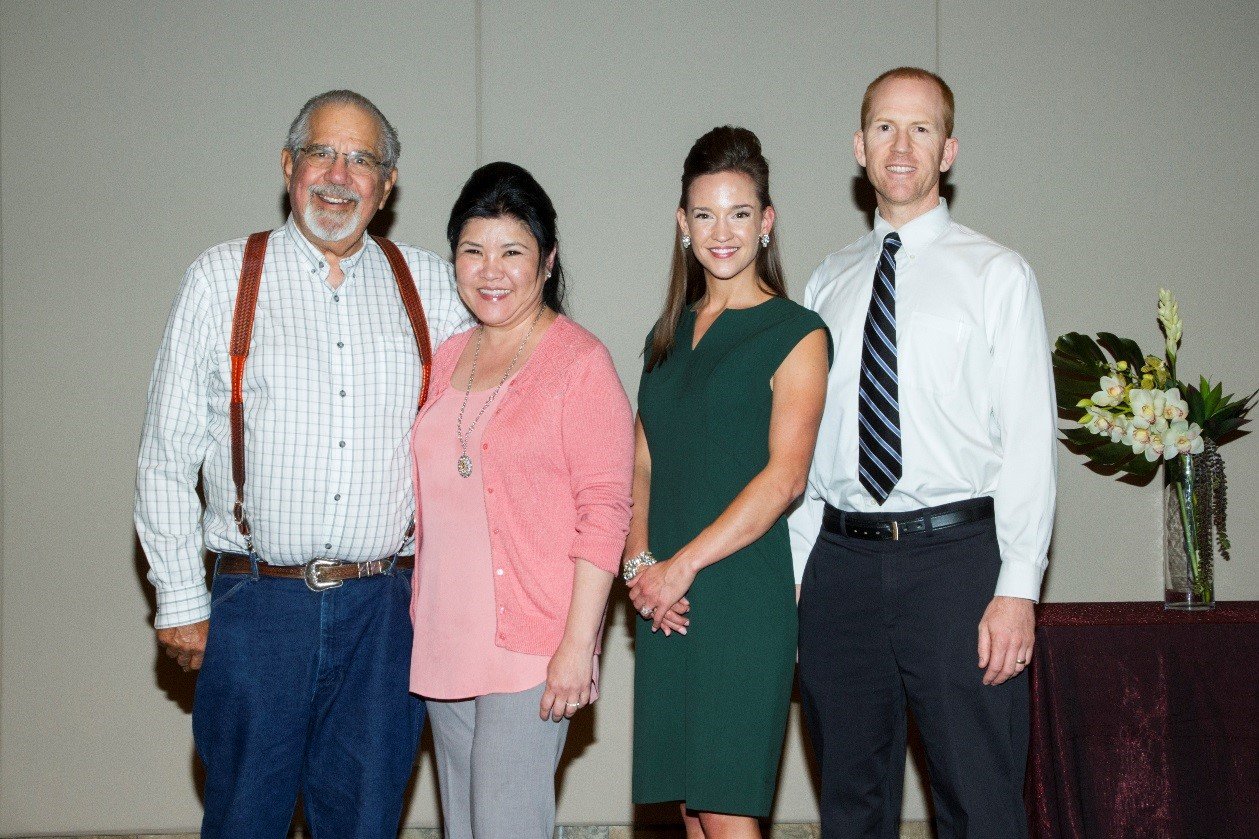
[632,297,828,817]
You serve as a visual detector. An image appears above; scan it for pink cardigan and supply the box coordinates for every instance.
[413,315,634,657]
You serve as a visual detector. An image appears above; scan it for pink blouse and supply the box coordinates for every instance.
[409,383,550,699]
[410,315,634,659]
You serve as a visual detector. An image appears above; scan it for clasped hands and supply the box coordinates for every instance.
[626,557,693,635]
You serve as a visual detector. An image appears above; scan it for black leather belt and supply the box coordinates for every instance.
[216,553,414,591]
[822,498,994,541]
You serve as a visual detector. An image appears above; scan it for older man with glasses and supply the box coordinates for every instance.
[136,90,470,838]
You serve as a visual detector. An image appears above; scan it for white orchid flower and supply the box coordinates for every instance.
[1091,375,1126,408]
[1108,415,1130,442]
[1084,407,1117,437]
[1146,423,1168,462]
[1129,389,1166,424]
[1161,387,1190,422]
[1167,420,1205,456]
[1126,418,1153,455]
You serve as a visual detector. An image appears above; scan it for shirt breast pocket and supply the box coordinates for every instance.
[370,336,422,417]
[900,311,971,397]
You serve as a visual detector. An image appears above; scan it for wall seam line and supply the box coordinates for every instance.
[474,0,483,165]
[935,0,942,74]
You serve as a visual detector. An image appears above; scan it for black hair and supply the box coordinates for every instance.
[446,162,566,314]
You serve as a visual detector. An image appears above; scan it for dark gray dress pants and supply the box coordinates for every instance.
[798,499,1030,839]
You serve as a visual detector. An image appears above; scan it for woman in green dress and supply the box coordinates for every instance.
[626,126,830,837]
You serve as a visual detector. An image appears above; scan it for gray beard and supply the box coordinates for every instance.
[303,202,362,243]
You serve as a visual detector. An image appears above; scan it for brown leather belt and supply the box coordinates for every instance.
[216,553,414,592]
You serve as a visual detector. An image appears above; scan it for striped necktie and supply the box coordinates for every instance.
[858,231,903,504]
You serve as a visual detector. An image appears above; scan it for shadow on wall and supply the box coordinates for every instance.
[851,170,957,229]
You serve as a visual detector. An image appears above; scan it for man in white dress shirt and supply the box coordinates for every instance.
[135,90,469,838]
[790,68,1056,838]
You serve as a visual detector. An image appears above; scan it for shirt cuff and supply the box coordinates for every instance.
[154,585,212,628]
[993,559,1045,603]
[570,533,625,577]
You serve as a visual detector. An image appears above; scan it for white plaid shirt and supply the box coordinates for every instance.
[136,217,472,628]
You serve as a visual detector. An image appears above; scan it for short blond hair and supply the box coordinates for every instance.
[860,67,954,137]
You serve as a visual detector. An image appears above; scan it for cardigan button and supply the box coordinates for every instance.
[486,487,493,494]
[496,568,504,576]
[482,443,488,450]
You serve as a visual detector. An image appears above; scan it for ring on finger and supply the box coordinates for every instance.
[641,606,654,617]
[1015,658,1028,665]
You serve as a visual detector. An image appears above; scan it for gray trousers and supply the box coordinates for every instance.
[425,681,570,839]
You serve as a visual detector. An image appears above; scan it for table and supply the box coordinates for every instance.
[1026,601,1259,838]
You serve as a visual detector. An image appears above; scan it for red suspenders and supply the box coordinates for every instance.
[227,231,433,551]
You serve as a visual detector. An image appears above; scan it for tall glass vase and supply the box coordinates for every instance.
[1163,454,1214,610]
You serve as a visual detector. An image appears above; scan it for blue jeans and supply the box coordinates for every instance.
[192,556,424,839]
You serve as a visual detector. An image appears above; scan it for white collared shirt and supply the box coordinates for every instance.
[136,217,473,627]
[788,200,1056,600]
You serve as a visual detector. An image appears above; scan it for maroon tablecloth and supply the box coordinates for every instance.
[1027,601,1259,838]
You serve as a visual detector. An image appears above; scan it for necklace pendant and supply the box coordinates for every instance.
[457,453,473,478]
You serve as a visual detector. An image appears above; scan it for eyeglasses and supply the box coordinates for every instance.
[296,144,387,175]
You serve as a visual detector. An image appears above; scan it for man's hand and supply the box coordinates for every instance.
[156,620,209,672]
[977,596,1034,686]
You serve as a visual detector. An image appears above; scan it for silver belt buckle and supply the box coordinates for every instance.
[891,520,900,540]
[304,557,344,592]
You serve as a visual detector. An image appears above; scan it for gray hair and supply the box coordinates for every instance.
[284,90,401,173]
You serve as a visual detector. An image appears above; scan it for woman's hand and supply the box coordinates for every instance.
[655,597,690,636]
[539,637,594,722]
[627,557,696,632]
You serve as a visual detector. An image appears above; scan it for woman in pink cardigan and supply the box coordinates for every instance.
[409,162,634,839]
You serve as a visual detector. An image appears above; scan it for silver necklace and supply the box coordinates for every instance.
[455,306,545,477]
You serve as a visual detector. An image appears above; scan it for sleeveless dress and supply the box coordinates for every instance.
[632,296,828,817]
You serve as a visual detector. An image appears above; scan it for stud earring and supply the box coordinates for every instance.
[760,233,770,247]
[681,235,691,249]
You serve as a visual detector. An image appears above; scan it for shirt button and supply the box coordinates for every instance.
[496,568,504,576]
[332,294,340,302]
[325,542,332,550]
[336,341,344,348]
[339,389,346,397]
[334,494,341,501]
[338,440,346,448]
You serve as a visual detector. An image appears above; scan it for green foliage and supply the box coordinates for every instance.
[1053,332,1154,478]
[1051,330,1253,480]
[1185,377,1258,443]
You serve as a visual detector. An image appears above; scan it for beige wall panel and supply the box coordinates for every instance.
[3,0,1255,835]
[479,0,936,824]
[0,1,475,832]
[940,0,1258,604]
